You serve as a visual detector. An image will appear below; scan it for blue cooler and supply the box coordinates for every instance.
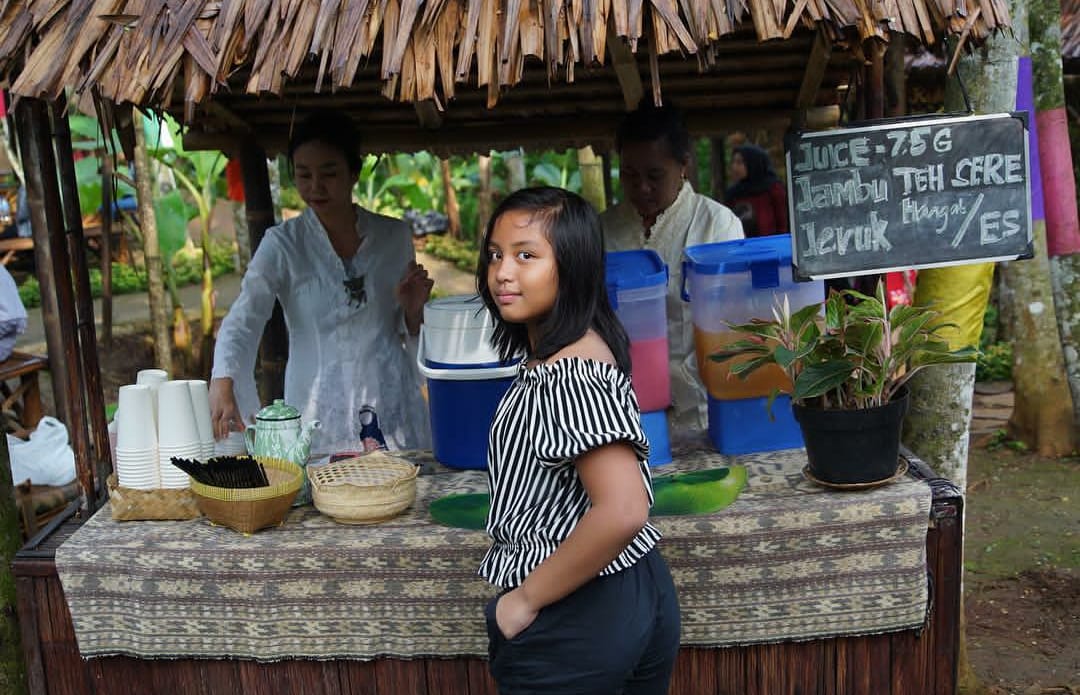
[681,234,824,455]
[418,296,521,469]
[640,410,672,466]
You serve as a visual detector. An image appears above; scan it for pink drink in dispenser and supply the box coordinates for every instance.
[605,250,670,412]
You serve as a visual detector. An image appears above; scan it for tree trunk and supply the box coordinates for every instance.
[0,437,26,694]
[477,154,493,237]
[504,150,526,192]
[903,365,976,491]
[439,158,461,238]
[1031,0,1080,431]
[1004,5,1076,456]
[577,146,606,211]
[232,201,250,275]
[133,113,174,375]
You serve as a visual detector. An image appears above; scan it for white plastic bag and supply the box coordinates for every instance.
[7,416,77,486]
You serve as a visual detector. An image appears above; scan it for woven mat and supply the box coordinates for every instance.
[55,445,932,661]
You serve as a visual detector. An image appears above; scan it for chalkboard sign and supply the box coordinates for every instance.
[785,112,1034,281]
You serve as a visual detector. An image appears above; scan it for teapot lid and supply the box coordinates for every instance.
[255,399,300,421]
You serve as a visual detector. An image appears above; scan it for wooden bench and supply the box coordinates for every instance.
[0,223,113,265]
[0,350,47,438]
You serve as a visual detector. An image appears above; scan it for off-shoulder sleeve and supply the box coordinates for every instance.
[531,361,649,469]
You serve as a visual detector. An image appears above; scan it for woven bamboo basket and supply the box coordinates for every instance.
[190,457,303,534]
[107,474,202,521]
[309,453,419,524]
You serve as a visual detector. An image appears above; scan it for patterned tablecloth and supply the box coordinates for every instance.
[55,444,932,661]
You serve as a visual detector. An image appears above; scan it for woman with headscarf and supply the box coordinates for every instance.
[725,144,788,237]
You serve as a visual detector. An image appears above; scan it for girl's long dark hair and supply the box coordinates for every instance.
[476,187,632,375]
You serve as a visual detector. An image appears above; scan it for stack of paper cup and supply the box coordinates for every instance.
[114,385,159,489]
[185,379,216,461]
[157,380,201,489]
[136,369,168,428]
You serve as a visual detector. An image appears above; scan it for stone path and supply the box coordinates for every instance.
[971,381,1015,445]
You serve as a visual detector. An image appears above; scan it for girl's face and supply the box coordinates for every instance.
[618,138,688,223]
[729,152,748,183]
[486,210,559,342]
[292,140,356,217]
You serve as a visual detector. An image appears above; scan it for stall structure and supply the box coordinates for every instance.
[0,0,1007,693]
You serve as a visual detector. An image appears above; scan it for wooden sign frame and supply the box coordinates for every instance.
[785,112,1034,281]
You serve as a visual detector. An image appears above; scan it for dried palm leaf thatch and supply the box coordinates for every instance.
[0,0,1011,114]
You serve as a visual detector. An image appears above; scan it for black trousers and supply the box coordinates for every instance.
[485,548,681,695]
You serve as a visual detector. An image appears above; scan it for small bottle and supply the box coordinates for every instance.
[357,405,388,452]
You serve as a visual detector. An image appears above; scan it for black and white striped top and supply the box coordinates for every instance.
[478,357,661,588]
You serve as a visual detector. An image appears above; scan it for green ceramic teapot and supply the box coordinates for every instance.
[244,399,321,504]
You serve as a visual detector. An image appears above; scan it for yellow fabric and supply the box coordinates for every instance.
[913,263,995,350]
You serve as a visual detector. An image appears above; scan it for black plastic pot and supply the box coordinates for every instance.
[792,388,910,485]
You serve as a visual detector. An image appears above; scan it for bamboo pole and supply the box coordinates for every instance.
[439,157,461,239]
[239,139,287,403]
[132,112,174,376]
[51,96,113,503]
[14,97,96,513]
[100,155,114,346]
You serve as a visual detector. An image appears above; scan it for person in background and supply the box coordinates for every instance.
[478,187,680,694]
[209,110,432,455]
[0,264,27,362]
[601,101,744,431]
[725,143,788,237]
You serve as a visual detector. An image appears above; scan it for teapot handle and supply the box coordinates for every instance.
[243,425,256,455]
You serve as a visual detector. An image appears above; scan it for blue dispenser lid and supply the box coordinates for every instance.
[605,249,668,291]
[605,249,668,310]
[682,234,793,289]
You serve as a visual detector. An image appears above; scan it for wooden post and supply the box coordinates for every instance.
[865,39,886,120]
[14,109,70,428]
[239,140,287,402]
[100,155,114,346]
[51,98,112,502]
[600,150,614,209]
[14,97,96,513]
[132,113,174,376]
[577,146,606,211]
[884,32,908,118]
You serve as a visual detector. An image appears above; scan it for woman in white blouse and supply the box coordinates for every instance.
[209,111,433,455]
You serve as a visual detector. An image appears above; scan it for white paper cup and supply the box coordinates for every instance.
[137,369,169,428]
[116,385,157,451]
[157,381,201,448]
[184,380,215,444]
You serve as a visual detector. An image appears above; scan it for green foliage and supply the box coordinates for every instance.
[710,281,979,410]
[976,341,1013,382]
[17,276,39,309]
[424,234,479,273]
[16,241,235,309]
[976,299,1012,381]
[153,190,198,262]
[279,186,305,211]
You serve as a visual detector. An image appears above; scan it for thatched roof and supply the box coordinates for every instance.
[0,0,1011,155]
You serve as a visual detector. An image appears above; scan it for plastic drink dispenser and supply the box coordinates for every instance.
[417,295,519,469]
[605,249,670,412]
[681,234,824,454]
[605,250,672,467]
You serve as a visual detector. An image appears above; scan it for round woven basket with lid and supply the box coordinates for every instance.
[309,453,419,524]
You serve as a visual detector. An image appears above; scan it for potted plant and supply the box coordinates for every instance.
[710,281,978,485]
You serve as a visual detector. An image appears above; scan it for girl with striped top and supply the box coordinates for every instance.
[476,187,681,694]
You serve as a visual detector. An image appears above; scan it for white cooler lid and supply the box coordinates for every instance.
[423,295,495,331]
